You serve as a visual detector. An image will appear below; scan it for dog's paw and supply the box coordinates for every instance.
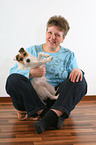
[43,56,53,63]
[50,94,59,100]
[49,56,53,61]
[39,52,50,57]
[45,54,50,57]
[54,94,59,100]
[43,58,46,61]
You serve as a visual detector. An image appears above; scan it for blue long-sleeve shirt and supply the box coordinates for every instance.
[10,44,79,87]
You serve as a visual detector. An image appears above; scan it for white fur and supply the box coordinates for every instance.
[16,52,58,101]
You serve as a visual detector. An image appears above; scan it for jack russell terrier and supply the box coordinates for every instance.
[14,47,58,101]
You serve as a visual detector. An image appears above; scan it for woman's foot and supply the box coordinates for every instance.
[17,111,40,121]
[17,111,28,120]
[56,117,64,129]
[55,113,68,129]
[33,110,58,134]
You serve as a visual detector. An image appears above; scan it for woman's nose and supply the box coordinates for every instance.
[51,34,56,39]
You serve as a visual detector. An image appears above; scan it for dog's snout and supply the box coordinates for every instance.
[26,59,30,63]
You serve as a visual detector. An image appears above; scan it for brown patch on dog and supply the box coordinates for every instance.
[16,54,24,64]
[19,48,28,57]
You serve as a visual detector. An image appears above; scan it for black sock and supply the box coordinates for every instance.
[40,108,49,118]
[55,112,69,129]
[33,110,58,134]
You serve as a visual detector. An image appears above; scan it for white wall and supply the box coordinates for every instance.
[0,0,96,96]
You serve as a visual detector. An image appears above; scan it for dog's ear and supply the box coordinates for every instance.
[19,47,25,53]
[13,57,16,61]
[19,47,29,57]
[16,54,20,61]
[13,54,19,61]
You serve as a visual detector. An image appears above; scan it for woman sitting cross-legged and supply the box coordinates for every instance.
[5,15,87,134]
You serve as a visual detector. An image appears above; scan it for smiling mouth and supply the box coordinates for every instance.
[49,40,56,44]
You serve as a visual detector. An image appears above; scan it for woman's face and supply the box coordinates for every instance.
[46,25,64,50]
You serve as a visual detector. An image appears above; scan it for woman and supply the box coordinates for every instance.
[6,15,87,134]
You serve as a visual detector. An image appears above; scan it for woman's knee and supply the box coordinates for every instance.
[6,73,28,85]
[76,76,87,92]
[71,76,87,98]
[6,74,19,88]
[6,74,18,93]
[6,73,27,93]
[57,76,87,95]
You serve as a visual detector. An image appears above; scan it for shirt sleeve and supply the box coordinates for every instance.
[67,52,79,75]
[10,62,30,79]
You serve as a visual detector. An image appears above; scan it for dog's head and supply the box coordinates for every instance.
[14,47,32,66]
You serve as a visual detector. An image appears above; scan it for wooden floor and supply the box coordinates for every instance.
[0,97,96,145]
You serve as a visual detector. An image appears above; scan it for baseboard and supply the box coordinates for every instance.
[0,96,96,102]
[82,95,96,101]
[0,97,12,102]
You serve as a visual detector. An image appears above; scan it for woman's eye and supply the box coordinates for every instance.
[48,32,52,34]
[56,34,60,37]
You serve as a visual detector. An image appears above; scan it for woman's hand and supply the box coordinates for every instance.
[69,68,83,83]
[29,65,46,78]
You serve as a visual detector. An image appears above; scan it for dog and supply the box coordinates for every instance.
[14,47,58,101]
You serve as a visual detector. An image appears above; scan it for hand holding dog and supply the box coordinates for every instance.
[29,65,46,78]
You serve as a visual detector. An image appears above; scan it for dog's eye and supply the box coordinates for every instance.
[20,58,23,61]
[26,59,30,63]
[23,52,27,56]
